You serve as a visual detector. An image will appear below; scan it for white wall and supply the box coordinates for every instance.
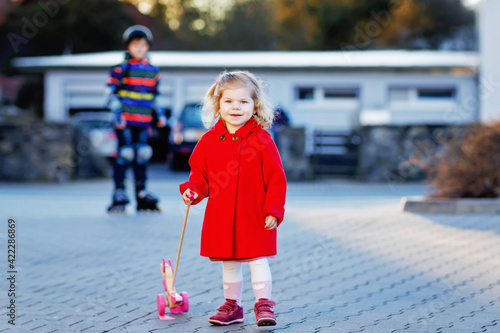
[43,69,477,145]
[263,71,476,126]
[263,71,476,153]
[479,0,500,122]
[44,70,67,122]
[45,70,110,122]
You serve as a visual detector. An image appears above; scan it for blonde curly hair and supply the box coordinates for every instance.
[202,70,275,129]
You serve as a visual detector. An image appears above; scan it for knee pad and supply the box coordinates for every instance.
[116,145,134,165]
[135,144,153,164]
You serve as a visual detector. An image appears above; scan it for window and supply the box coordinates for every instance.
[389,86,456,103]
[296,87,314,100]
[295,86,360,102]
[417,88,455,99]
[324,88,358,99]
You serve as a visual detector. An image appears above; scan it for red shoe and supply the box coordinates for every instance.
[254,298,277,326]
[208,299,244,325]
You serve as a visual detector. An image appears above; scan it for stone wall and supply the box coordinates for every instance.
[0,122,467,183]
[358,125,466,182]
[0,121,114,182]
[0,122,75,182]
[275,127,308,181]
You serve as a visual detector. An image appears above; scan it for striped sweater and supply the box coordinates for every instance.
[108,53,161,127]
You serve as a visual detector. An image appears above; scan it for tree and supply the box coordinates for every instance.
[272,0,397,50]
[0,0,184,67]
[373,0,475,49]
[2,0,135,57]
[414,0,476,49]
[272,0,322,50]
[272,0,475,50]
[363,0,433,49]
[213,0,277,50]
[0,0,478,62]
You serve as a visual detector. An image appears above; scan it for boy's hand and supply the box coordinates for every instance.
[264,215,278,230]
[115,116,127,129]
[182,189,198,205]
[157,116,167,128]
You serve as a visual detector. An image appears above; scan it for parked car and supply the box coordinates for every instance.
[70,111,117,158]
[149,108,172,162]
[70,111,117,177]
[170,103,206,170]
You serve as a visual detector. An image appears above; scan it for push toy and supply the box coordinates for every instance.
[157,195,192,320]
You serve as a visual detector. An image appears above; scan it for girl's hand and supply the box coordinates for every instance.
[264,215,278,230]
[182,189,198,205]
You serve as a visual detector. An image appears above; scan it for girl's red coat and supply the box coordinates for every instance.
[179,118,287,259]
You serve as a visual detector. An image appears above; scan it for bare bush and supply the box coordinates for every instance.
[425,121,500,198]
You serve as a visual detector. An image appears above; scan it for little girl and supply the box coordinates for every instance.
[179,70,287,326]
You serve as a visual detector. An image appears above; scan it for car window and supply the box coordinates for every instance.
[78,120,113,129]
[180,105,204,128]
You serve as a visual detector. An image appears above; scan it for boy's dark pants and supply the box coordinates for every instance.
[113,127,149,193]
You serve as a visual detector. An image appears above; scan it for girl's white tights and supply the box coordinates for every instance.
[222,258,272,305]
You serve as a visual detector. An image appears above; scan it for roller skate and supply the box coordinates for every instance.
[136,190,161,212]
[107,188,129,213]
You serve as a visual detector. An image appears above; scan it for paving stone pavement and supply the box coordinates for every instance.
[1,166,500,332]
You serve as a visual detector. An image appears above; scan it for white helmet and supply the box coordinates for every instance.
[122,25,153,46]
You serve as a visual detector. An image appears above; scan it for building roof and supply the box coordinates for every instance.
[12,50,480,71]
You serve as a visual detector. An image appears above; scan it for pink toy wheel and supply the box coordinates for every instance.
[180,292,189,312]
[156,294,166,316]
[170,305,182,313]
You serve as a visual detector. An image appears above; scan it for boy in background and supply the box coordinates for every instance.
[107,25,166,213]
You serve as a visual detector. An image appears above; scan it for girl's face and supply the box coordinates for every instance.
[127,38,149,60]
[219,86,255,133]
